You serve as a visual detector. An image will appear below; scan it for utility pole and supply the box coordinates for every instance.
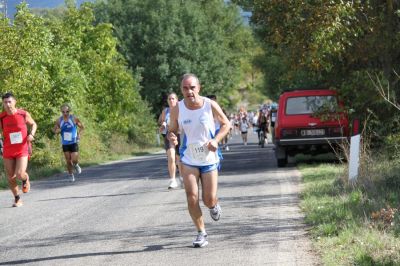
[0,0,7,19]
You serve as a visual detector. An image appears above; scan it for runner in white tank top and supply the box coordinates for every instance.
[178,97,219,166]
[167,73,230,248]
[158,93,183,189]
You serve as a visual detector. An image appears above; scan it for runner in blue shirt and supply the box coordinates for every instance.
[53,104,84,182]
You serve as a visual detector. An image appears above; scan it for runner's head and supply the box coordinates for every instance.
[2,92,17,113]
[2,92,15,100]
[167,93,178,108]
[181,73,201,104]
[60,103,71,118]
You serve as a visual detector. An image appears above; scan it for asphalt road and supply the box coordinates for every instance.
[0,131,319,266]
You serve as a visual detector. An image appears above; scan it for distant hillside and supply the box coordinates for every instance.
[7,0,93,18]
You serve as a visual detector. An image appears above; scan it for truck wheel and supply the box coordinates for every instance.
[275,145,288,167]
[277,158,287,167]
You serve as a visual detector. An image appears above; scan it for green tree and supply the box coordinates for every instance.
[94,0,254,113]
[234,0,400,139]
[0,2,156,159]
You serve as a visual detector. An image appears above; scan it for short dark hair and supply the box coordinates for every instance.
[2,92,15,100]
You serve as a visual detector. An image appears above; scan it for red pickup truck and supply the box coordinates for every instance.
[274,89,349,167]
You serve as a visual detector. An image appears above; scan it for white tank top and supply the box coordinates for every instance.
[178,97,219,166]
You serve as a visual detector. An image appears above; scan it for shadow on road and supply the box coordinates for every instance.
[31,141,280,192]
[0,246,175,265]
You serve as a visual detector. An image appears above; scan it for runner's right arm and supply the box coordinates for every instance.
[53,119,61,134]
[158,109,166,133]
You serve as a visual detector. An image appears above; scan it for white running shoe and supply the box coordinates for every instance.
[193,232,208,248]
[210,204,222,221]
[225,146,230,151]
[74,164,82,174]
[69,174,75,182]
[168,179,178,189]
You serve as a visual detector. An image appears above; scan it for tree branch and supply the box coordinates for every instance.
[368,71,400,111]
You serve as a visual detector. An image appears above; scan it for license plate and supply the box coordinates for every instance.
[301,129,325,136]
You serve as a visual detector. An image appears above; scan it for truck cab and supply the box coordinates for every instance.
[274,89,349,167]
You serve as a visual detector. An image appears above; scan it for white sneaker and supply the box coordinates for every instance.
[225,146,230,151]
[69,174,75,182]
[168,179,178,189]
[193,232,208,248]
[74,164,82,174]
[210,204,222,221]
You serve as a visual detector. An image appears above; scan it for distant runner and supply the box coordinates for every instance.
[239,116,250,145]
[257,105,270,145]
[158,92,183,189]
[53,104,84,182]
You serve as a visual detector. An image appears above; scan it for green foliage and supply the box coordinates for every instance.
[253,44,324,101]
[385,133,400,161]
[236,0,400,139]
[93,0,255,113]
[0,3,157,175]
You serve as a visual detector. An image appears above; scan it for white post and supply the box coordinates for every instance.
[156,131,160,146]
[348,134,361,182]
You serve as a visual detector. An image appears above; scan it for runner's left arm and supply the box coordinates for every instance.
[25,112,37,142]
[207,101,230,152]
[74,117,84,138]
[53,119,61,134]
[0,123,3,155]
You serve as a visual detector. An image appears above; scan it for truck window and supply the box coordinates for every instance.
[286,96,337,115]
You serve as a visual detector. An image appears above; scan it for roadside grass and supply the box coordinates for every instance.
[299,162,400,265]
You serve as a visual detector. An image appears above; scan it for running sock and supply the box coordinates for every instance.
[15,195,20,202]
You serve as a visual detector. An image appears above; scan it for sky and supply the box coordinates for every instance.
[3,0,250,24]
[5,0,94,18]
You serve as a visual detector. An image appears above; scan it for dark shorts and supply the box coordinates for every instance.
[62,143,79,153]
[162,134,180,154]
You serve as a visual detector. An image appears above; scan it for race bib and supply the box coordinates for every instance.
[188,142,215,164]
[10,132,23,144]
[63,132,73,141]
